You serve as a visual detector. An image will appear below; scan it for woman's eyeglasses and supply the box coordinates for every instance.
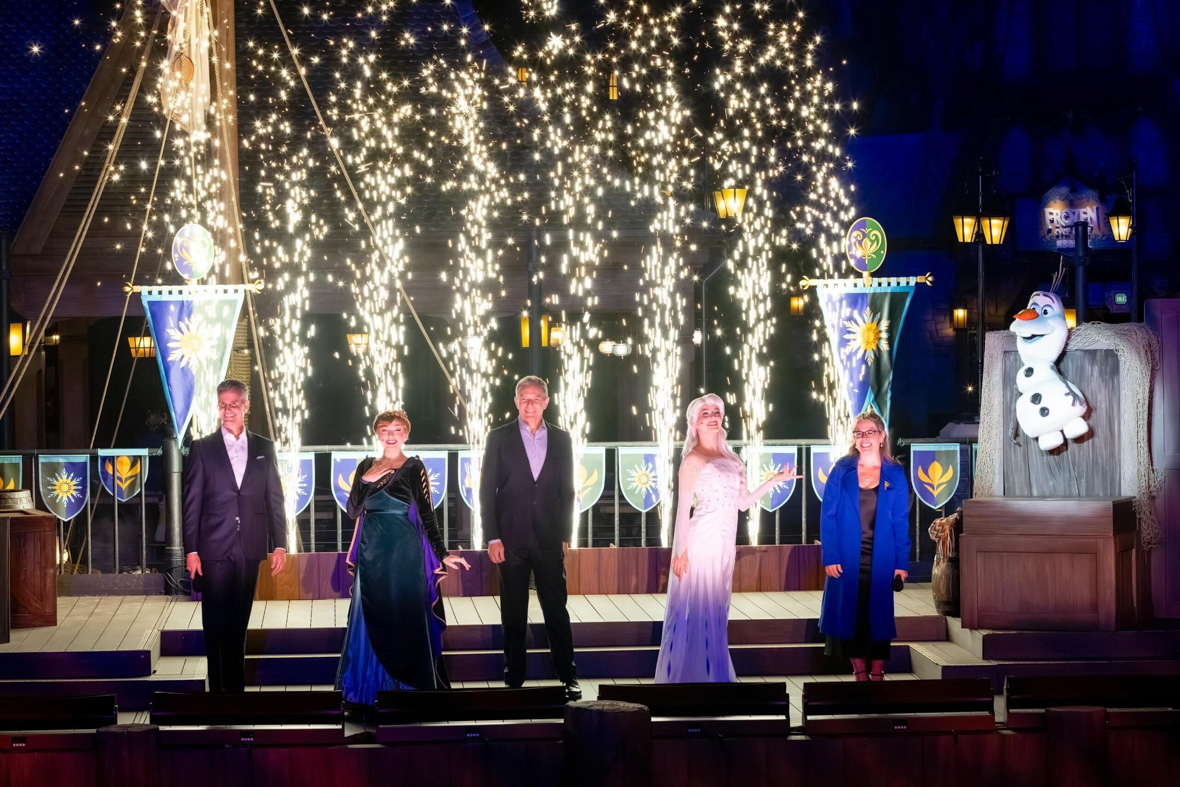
[852,429,881,439]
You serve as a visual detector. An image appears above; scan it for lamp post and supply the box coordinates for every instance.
[699,189,746,392]
[1072,221,1090,325]
[953,160,1009,397]
[1107,160,1138,321]
[697,254,725,392]
[527,226,543,377]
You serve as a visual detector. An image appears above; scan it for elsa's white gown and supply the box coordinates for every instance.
[654,454,779,683]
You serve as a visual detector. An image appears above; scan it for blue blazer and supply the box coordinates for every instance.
[817,454,911,642]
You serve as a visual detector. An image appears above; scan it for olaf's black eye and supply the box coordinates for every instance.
[1041,306,1052,316]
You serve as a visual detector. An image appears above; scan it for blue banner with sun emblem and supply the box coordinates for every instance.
[140,286,246,439]
[910,443,960,510]
[816,283,914,426]
[457,451,481,510]
[331,452,368,513]
[277,452,315,516]
[0,456,22,490]
[416,452,449,510]
[810,445,839,502]
[39,454,90,521]
[618,447,661,513]
[747,446,799,512]
[97,449,147,501]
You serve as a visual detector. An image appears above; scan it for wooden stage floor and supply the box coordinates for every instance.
[1,588,944,727]
[5,585,1178,729]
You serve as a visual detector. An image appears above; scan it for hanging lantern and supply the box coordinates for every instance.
[608,73,619,101]
[548,322,566,346]
[978,197,1010,245]
[712,188,747,220]
[952,308,968,330]
[127,336,156,358]
[790,296,805,316]
[346,333,370,355]
[8,323,23,357]
[517,66,529,84]
[951,211,979,244]
[1108,195,1133,243]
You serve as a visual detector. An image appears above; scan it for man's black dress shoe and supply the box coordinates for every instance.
[564,680,582,702]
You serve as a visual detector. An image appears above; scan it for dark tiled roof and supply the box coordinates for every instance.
[0,1,105,233]
[14,1,716,317]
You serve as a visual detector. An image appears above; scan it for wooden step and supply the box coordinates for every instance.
[909,640,1180,692]
[0,649,154,679]
[161,616,946,657]
[0,676,205,711]
[243,643,914,685]
[941,659,1180,692]
[977,629,1180,661]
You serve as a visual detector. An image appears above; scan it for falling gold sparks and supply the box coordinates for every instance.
[443,64,509,550]
[97,0,859,555]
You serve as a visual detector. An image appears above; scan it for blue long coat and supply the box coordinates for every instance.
[817,454,911,642]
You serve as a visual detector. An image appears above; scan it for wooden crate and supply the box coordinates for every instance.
[961,497,1140,631]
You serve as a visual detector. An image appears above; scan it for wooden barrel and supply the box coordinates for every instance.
[7,510,58,627]
[931,555,960,617]
[0,489,33,511]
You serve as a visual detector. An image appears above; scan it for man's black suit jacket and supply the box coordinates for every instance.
[479,420,574,550]
[182,430,288,561]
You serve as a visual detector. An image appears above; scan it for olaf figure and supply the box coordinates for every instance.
[1008,291,1090,451]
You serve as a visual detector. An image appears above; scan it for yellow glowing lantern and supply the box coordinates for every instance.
[346,333,370,355]
[548,322,566,346]
[1108,195,1132,243]
[951,212,979,244]
[978,212,1010,245]
[126,336,156,358]
[8,323,23,356]
[520,313,550,348]
[712,188,747,220]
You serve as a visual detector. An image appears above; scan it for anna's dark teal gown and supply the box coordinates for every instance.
[335,457,450,704]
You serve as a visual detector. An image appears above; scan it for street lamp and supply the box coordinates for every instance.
[1107,160,1138,320]
[978,199,1010,246]
[953,159,1008,397]
[950,213,978,244]
[1108,195,1132,242]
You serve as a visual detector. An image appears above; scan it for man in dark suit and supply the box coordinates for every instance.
[184,379,287,693]
[481,376,580,700]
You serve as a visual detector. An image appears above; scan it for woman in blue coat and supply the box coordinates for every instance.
[818,410,911,681]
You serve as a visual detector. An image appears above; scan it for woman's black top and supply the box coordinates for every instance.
[858,485,878,571]
[346,456,447,561]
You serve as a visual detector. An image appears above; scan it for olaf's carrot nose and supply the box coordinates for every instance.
[1014,308,1038,321]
